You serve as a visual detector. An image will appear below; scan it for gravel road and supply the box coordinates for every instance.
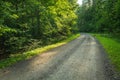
[0,34,114,80]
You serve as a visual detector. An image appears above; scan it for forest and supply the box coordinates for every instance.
[77,0,120,35]
[0,0,120,66]
[1,0,120,78]
[0,0,78,59]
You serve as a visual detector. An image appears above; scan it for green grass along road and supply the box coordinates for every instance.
[94,34,120,72]
[0,34,80,69]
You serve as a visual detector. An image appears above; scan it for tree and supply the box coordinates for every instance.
[77,0,120,34]
[0,0,78,59]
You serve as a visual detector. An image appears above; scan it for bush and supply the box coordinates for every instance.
[0,25,17,58]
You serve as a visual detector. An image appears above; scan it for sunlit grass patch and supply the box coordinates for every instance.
[0,34,80,69]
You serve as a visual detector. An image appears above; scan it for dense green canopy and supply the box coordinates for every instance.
[0,0,78,58]
[77,0,120,35]
[1,0,119,59]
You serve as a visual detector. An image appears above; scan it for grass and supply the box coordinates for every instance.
[0,34,80,69]
[93,34,120,71]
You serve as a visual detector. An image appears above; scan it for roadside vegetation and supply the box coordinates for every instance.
[77,0,120,34]
[0,0,80,69]
[93,34,120,71]
[0,34,80,69]
[0,1,78,60]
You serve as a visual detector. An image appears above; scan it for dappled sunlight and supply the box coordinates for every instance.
[90,41,97,45]
[28,51,58,68]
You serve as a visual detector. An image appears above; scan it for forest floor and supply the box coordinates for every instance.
[0,34,116,80]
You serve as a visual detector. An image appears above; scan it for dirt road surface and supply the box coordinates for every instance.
[0,34,114,80]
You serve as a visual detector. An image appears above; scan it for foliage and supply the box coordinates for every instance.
[77,0,120,34]
[0,34,80,69]
[0,0,78,59]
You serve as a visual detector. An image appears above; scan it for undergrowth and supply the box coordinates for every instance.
[0,34,80,69]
